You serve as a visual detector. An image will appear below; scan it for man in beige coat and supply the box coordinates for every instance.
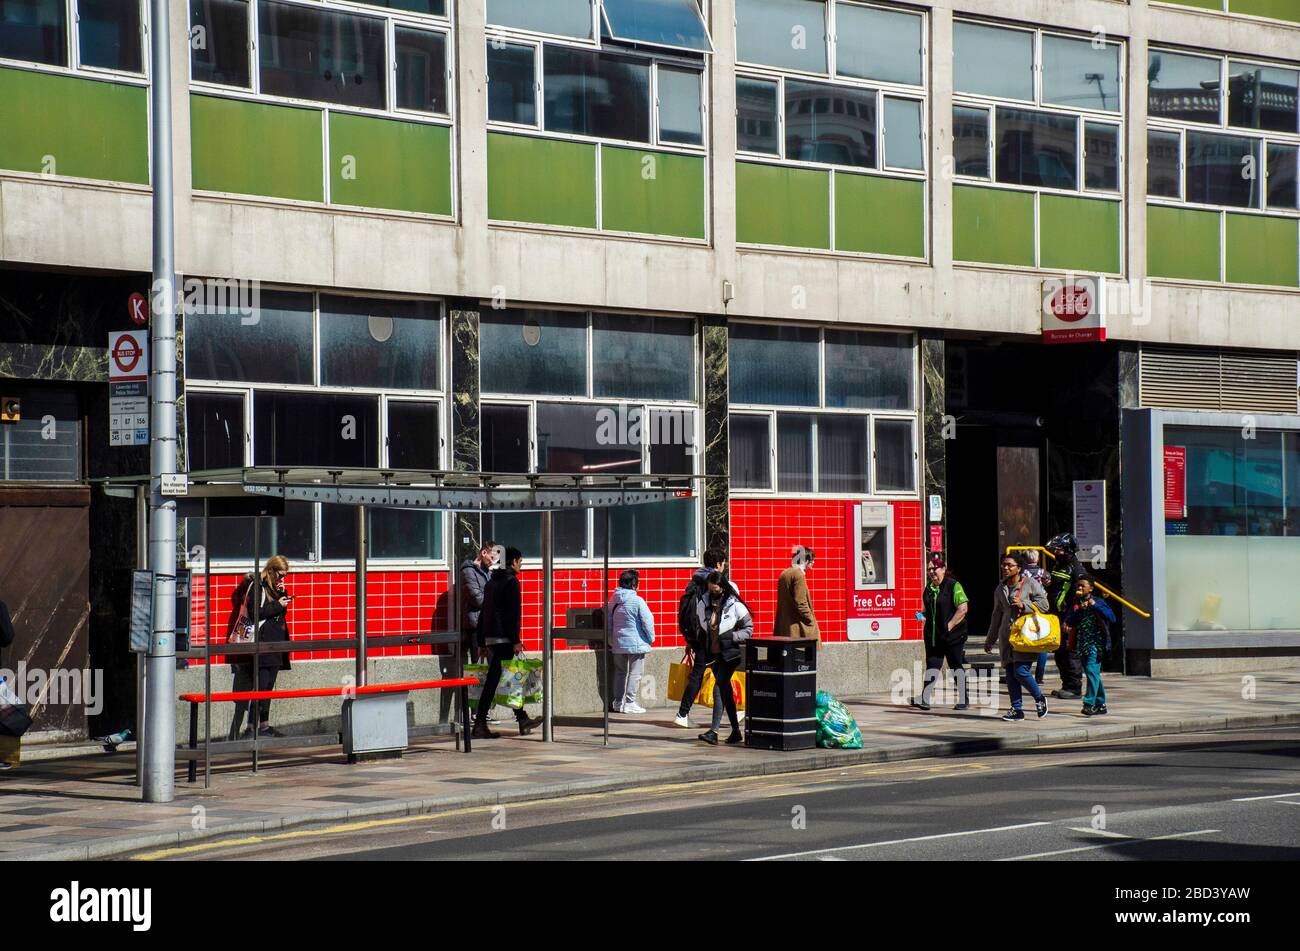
[774,546,820,640]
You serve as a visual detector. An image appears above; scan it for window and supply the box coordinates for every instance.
[488,0,592,39]
[883,96,923,170]
[1227,61,1298,135]
[592,314,694,400]
[1268,143,1298,210]
[995,107,1077,190]
[184,289,445,564]
[736,0,827,73]
[257,0,387,110]
[1147,129,1181,199]
[0,388,81,482]
[0,0,68,67]
[785,80,876,168]
[602,0,712,53]
[481,309,587,396]
[487,41,537,125]
[737,77,780,154]
[953,106,989,178]
[954,21,1032,101]
[1084,122,1120,192]
[395,27,447,114]
[543,45,651,142]
[835,1,921,86]
[729,324,917,495]
[1148,50,1221,125]
[78,0,141,72]
[658,64,703,145]
[482,403,531,473]
[1041,34,1120,113]
[1186,131,1259,208]
[191,0,251,88]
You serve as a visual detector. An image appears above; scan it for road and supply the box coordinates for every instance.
[132,726,1300,861]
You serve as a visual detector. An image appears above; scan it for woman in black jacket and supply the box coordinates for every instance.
[228,555,293,740]
[472,548,542,739]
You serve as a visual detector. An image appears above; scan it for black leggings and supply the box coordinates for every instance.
[230,665,278,735]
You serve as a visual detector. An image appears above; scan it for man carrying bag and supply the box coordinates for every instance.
[0,598,30,769]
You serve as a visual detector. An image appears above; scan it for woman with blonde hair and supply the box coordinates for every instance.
[228,555,293,740]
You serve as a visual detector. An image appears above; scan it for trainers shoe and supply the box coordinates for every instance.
[697,730,719,745]
[954,702,970,711]
[1051,689,1081,700]
[908,696,931,711]
[517,715,543,736]
[623,702,647,714]
[1035,698,1048,719]
[725,730,744,745]
[1081,705,1096,717]
[1093,704,1108,716]
[471,722,500,740]
[736,710,745,723]
[261,726,285,738]
[1001,709,1025,721]
[611,702,624,714]
[673,714,692,728]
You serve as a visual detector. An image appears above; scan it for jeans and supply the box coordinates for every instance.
[230,665,278,737]
[707,654,741,733]
[475,643,529,724]
[677,653,709,718]
[922,640,968,706]
[611,652,645,709]
[1081,647,1107,707]
[1034,652,1047,682]
[1005,661,1043,712]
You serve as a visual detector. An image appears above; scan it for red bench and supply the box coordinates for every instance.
[181,677,479,782]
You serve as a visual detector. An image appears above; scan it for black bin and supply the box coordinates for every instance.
[744,637,818,751]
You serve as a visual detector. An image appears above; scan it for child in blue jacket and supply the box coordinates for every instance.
[1064,577,1115,717]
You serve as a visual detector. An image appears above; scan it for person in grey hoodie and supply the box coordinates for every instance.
[984,553,1050,721]
[607,570,655,714]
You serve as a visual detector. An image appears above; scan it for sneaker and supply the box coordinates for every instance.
[1035,698,1048,719]
[471,722,500,740]
[725,730,744,745]
[611,702,624,714]
[623,702,647,714]
[1093,704,1108,716]
[261,726,285,738]
[1081,705,1096,717]
[1051,689,1081,700]
[954,702,970,711]
[673,714,692,728]
[697,730,719,745]
[908,696,931,711]
[736,710,745,723]
[0,762,11,770]
[1001,709,1025,721]
[517,715,543,736]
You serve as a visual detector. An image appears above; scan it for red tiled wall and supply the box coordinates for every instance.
[730,498,924,642]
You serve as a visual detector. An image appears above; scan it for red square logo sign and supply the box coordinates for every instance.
[1042,276,1106,344]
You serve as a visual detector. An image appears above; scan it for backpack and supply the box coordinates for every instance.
[677,580,702,647]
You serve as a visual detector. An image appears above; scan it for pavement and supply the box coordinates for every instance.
[1,669,1297,861]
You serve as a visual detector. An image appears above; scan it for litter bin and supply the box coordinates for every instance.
[744,637,817,750]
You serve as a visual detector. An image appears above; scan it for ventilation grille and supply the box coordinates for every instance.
[1140,347,1299,414]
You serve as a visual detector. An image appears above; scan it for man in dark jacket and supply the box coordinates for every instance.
[673,549,736,728]
[909,556,971,710]
[1044,533,1086,700]
[473,547,542,739]
[459,540,498,665]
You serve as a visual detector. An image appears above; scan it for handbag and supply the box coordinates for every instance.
[466,658,544,709]
[1010,605,1061,653]
[697,666,746,710]
[0,676,33,738]
[667,651,694,703]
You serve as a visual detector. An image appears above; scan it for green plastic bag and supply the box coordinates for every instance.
[466,658,543,709]
[815,690,862,749]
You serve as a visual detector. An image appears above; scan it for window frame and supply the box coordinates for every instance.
[727,321,920,500]
[0,0,150,83]
[183,286,449,570]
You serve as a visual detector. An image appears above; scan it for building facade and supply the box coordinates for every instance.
[1,0,1298,738]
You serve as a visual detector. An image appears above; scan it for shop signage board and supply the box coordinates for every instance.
[929,525,944,552]
[928,494,942,522]
[846,502,902,640]
[108,331,149,447]
[1041,276,1106,344]
[129,570,153,653]
[1164,446,1187,519]
[1073,480,1107,566]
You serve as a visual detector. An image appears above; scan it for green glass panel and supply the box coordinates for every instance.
[1164,0,1225,9]
[834,172,924,257]
[1225,214,1299,287]
[735,161,830,249]
[952,185,1035,266]
[1229,0,1300,22]
[0,67,147,183]
[191,95,323,202]
[328,113,451,215]
[600,147,705,239]
[487,133,597,229]
[1146,205,1221,281]
[1039,194,1122,273]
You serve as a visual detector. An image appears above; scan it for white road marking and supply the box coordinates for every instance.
[1232,791,1300,802]
[749,822,1051,861]
[999,828,1220,862]
[1068,827,1130,838]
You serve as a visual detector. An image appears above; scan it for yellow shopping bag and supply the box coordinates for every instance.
[698,667,746,710]
[667,655,694,703]
[1009,606,1061,653]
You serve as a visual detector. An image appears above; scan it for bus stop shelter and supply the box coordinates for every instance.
[102,467,704,788]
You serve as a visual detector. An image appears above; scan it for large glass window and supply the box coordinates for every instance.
[592,314,694,400]
[482,403,530,473]
[777,414,814,492]
[874,418,914,492]
[817,414,869,493]
[190,0,251,88]
[487,41,537,125]
[0,0,68,67]
[1227,61,1299,135]
[824,330,913,409]
[602,0,712,53]
[954,22,1032,102]
[1041,35,1120,113]
[185,290,314,385]
[1148,50,1222,125]
[543,46,651,142]
[0,388,81,482]
[395,26,447,114]
[835,2,922,87]
[78,0,141,72]
[995,107,1078,190]
[785,80,876,168]
[257,0,387,110]
[186,391,246,471]
[729,415,771,490]
[736,0,827,73]
[728,323,819,406]
[1186,131,1260,208]
[386,400,440,469]
[253,391,380,468]
[318,296,440,391]
[488,0,592,39]
[481,309,588,397]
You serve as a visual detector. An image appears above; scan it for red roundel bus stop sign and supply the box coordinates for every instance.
[109,330,149,381]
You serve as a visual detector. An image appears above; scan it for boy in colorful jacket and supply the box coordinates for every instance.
[1063,577,1115,717]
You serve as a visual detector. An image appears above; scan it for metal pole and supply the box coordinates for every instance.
[251,520,259,772]
[142,0,177,803]
[203,501,211,788]
[356,506,368,688]
[603,507,610,748]
[542,510,554,742]
[134,485,148,787]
